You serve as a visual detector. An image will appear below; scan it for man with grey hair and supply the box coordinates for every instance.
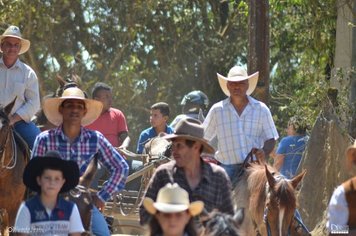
[0,25,40,149]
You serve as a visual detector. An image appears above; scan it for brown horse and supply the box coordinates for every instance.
[235,163,307,236]
[0,99,29,235]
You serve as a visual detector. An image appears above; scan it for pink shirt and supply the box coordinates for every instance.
[86,108,128,147]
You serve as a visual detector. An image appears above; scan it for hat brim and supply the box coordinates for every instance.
[143,198,204,217]
[163,134,215,154]
[0,36,30,54]
[346,142,356,166]
[23,157,79,193]
[217,71,259,96]
[42,96,103,126]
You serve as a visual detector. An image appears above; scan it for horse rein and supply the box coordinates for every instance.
[0,126,17,171]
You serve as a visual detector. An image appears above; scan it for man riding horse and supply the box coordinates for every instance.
[31,87,129,236]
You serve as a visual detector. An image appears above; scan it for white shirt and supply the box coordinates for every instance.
[14,201,84,235]
[327,185,349,229]
[203,96,278,164]
[0,58,40,122]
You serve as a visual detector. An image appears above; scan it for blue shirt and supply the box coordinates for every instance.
[32,126,129,201]
[276,135,308,179]
[136,125,174,154]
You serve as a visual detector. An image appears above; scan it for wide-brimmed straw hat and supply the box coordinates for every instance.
[0,25,30,55]
[43,87,103,126]
[346,140,356,167]
[143,183,204,216]
[164,117,215,154]
[23,151,79,193]
[217,66,259,96]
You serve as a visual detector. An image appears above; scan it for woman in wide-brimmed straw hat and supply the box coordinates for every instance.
[327,140,356,233]
[143,183,204,236]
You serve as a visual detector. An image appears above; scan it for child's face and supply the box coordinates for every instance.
[150,109,168,128]
[155,210,191,236]
[36,169,66,197]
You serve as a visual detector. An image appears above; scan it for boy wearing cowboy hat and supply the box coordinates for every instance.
[31,87,129,236]
[327,141,356,234]
[139,117,233,225]
[143,183,204,236]
[14,151,84,235]
[0,25,41,149]
[203,65,278,184]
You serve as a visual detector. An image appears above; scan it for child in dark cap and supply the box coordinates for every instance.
[14,151,84,236]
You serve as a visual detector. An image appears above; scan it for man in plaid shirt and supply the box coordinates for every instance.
[139,118,234,225]
[32,87,129,236]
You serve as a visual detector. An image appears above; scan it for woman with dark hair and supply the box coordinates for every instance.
[273,116,309,179]
[142,183,203,236]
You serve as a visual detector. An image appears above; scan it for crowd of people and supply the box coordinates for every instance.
[0,24,354,235]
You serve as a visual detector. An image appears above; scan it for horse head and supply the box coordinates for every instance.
[200,208,244,236]
[264,165,306,236]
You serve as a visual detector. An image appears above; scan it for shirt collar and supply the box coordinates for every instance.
[0,57,22,69]
[174,159,212,183]
[55,125,91,142]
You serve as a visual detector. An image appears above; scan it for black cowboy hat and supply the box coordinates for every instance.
[23,151,79,193]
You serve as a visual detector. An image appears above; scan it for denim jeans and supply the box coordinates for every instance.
[13,120,41,150]
[219,163,244,187]
[91,206,110,236]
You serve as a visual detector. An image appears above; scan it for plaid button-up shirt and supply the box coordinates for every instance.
[32,126,129,202]
[139,160,234,225]
[203,96,279,164]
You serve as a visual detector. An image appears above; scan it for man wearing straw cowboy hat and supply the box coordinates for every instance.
[139,117,234,225]
[203,65,278,184]
[32,87,129,236]
[0,25,41,149]
[327,141,356,234]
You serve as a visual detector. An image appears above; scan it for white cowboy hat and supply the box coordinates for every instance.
[164,117,215,154]
[0,25,30,55]
[143,183,204,216]
[217,66,259,96]
[43,87,103,126]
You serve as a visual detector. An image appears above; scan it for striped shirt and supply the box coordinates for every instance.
[139,160,233,224]
[32,126,129,202]
[203,96,278,164]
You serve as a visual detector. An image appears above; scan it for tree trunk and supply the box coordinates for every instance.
[248,0,269,104]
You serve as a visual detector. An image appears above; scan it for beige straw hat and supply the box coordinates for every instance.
[43,87,103,126]
[217,66,259,96]
[143,183,204,216]
[0,25,30,55]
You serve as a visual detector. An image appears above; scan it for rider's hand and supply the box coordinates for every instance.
[253,148,266,164]
[92,194,105,212]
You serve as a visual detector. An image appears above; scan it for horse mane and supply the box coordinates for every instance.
[201,209,243,236]
[273,175,297,212]
[246,163,271,214]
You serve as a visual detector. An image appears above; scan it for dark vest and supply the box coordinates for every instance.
[342,176,356,229]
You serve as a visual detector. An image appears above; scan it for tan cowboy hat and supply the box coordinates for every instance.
[143,183,204,216]
[346,140,356,167]
[164,117,215,154]
[217,66,259,96]
[0,25,30,55]
[43,87,103,126]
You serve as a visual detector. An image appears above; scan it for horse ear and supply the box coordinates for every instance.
[233,208,244,226]
[265,164,276,189]
[56,74,66,87]
[4,97,16,115]
[290,169,307,189]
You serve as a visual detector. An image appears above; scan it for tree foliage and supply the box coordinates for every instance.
[0,0,339,148]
